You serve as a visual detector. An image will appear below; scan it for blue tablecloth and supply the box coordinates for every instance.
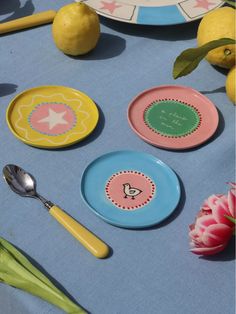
[0,1,235,314]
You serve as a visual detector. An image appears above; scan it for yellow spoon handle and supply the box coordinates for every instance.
[0,10,56,34]
[49,205,109,258]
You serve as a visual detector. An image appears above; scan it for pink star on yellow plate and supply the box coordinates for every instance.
[194,0,215,10]
[100,0,122,14]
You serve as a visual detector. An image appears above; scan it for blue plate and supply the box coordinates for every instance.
[81,151,181,228]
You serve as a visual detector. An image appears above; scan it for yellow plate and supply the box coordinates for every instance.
[6,85,99,149]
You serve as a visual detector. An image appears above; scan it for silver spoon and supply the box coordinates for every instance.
[3,164,109,258]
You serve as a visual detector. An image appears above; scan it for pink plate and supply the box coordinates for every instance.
[128,85,219,150]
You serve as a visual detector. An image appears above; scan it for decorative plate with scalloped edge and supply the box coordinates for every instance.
[6,85,99,149]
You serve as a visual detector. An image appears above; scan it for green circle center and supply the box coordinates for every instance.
[144,100,200,137]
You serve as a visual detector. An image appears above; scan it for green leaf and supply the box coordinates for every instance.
[173,38,236,79]
[224,215,236,224]
[222,0,236,8]
[0,237,87,314]
[0,237,56,287]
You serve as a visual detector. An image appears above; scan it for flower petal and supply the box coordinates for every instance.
[206,194,224,211]
[202,223,233,247]
[197,207,211,218]
[228,188,236,218]
[190,243,227,255]
[213,196,234,226]
[189,223,196,233]
[227,182,236,189]
[194,214,217,233]
[189,228,201,242]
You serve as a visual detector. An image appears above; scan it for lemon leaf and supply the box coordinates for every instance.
[173,38,236,79]
[222,0,236,8]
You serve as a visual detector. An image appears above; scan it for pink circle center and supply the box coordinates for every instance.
[29,103,76,135]
[105,170,156,210]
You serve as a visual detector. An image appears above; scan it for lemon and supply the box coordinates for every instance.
[52,2,100,56]
[226,66,236,104]
[197,7,236,69]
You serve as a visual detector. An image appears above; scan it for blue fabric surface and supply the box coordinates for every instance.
[0,1,235,314]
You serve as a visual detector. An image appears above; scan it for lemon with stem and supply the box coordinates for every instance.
[197,7,235,69]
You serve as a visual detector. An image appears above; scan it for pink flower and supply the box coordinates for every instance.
[189,183,236,256]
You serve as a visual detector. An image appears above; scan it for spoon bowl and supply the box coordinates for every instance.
[3,164,37,198]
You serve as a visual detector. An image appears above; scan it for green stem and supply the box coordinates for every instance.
[224,48,232,56]
[224,215,236,224]
[222,0,236,8]
[0,239,87,314]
